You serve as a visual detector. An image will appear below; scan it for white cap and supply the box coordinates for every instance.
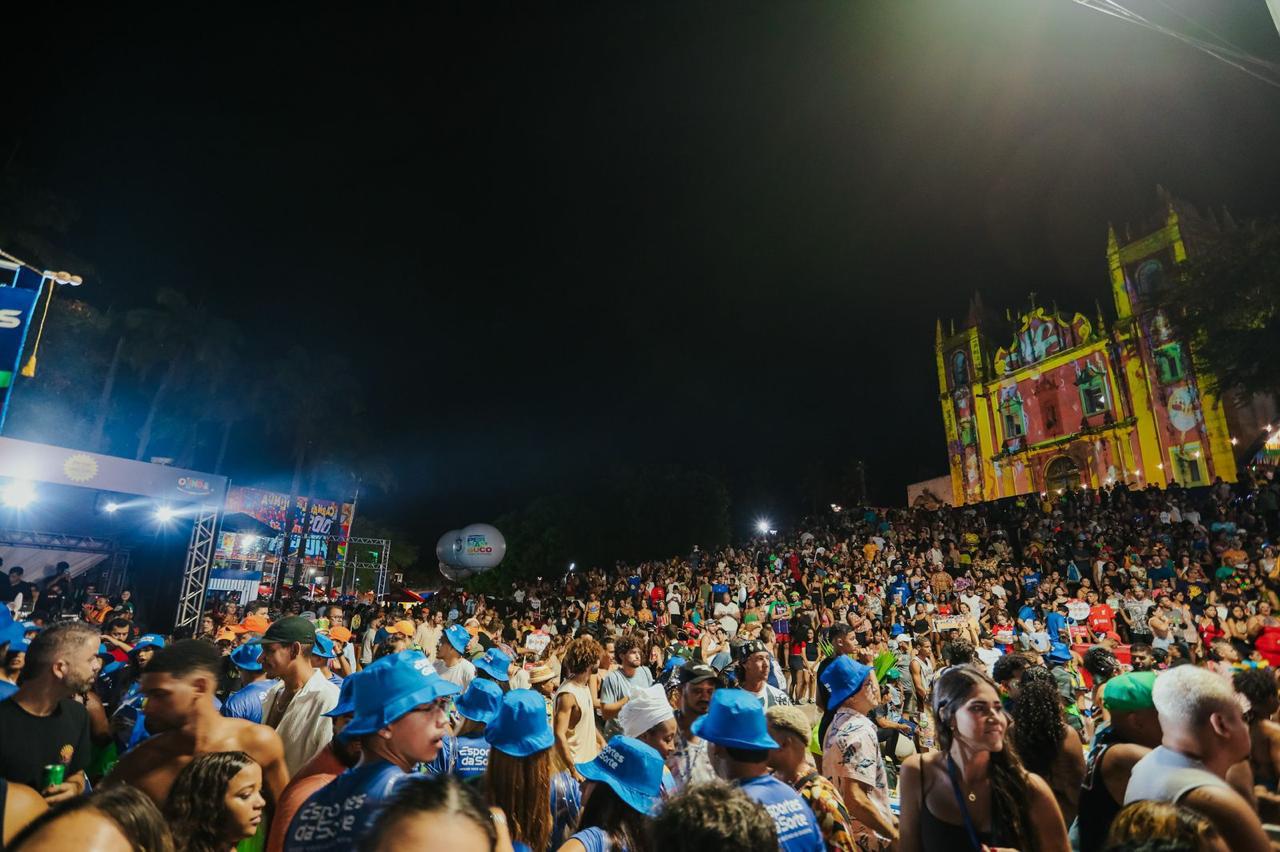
[619,684,676,738]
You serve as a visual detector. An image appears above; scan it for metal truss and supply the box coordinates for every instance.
[0,528,131,594]
[174,504,220,634]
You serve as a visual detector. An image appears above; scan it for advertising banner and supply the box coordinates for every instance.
[0,285,41,431]
[217,485,354,565]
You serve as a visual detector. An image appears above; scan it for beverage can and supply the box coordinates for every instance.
[43,763,65,788]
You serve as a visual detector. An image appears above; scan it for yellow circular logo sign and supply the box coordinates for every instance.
[63,453,99,483]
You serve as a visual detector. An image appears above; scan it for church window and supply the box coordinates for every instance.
[1000,393,1026,439]
[1155,343,1185,384]
[1077,365,1109,416]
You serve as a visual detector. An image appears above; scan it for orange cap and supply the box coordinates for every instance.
[389,620,415,637]
[328,626,353,643]
[238,615,270,635]
[215,627,237,642]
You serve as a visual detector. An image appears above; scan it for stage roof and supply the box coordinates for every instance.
[0,437,227,503]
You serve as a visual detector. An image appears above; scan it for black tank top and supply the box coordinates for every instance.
[919,760,1016,851]
[1077,727,1121,852]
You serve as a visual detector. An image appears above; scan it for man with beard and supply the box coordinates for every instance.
[0,621,98,801]
[668,661,720,790]
[104,639,289,808]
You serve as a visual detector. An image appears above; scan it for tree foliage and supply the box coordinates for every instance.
[1162,219,1280,400]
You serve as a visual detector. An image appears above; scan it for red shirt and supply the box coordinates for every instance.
[1087,604,1116,634]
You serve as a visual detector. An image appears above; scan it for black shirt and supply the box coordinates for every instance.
[0,697,92,789]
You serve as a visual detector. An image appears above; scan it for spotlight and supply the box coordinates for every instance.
[756,520,771,534]
[104,501,120,514]
[242,535,258,548]
[155,506,176,522]
[2,481,36,509]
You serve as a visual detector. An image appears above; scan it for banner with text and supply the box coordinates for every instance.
[0,285,40,431]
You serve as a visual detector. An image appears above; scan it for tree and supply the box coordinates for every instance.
[1162,219,1280,400]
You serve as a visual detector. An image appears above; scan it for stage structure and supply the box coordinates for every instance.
[0,436,228,631]
[210,532,391,604]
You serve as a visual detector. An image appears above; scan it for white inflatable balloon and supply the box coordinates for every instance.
[436,530,464,566]
[439,561,475,582]
[457,523,506,571]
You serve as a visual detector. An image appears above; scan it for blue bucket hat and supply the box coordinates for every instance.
[342,651,459,737]
[444,624,472,654]
[1047,642,1072,665]
[133,634,165,652]
[311,633,337,659]
[230,643,264,672]
[691,689,779,751]
[0,622,29,653]
[456,678,504,724]
[486,689,556,757]
[474,648,511,682]
[324,671,361,718]
[578,737,665,815]
[820,656,873,711]
[100,660,125,676]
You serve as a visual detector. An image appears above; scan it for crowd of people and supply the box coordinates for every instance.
[1,463,1279,851]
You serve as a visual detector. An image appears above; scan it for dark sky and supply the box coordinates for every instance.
[5,2,1280,537]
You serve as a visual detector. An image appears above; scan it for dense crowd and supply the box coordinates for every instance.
[1,463,1279,851]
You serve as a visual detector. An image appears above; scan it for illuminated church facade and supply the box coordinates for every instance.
[935,194,1248,505]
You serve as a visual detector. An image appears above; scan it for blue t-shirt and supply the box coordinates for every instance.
[452,734,491,781]
[1017,605,1037,631]
[222,680,276,725]
[1023,572,1042,593]
[568,826,611,852]
[1046,612,1069,642]
[0,681,15,701]
[736,775,824,852]
[284,760,408,852]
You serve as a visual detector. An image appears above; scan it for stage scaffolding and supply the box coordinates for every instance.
[174,503,221,634]
[229,532,392,600]
[0,528,132,596]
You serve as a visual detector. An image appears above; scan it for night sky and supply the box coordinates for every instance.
[4,2,1280,538]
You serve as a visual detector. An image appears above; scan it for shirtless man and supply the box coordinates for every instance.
[105,639,289,808]
[1234,667,1280,821]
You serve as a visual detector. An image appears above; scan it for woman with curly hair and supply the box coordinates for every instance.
[554,635,605,773]
[897,666,1068,852]
[1012,667,1086,826]
[166,751,265,852]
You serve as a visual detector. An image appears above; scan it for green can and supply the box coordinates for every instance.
[42,763,65,788]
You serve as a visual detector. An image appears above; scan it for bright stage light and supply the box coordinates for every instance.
[155,506,176,522]
[104,501,120,513]
[2,481,36,508]
[756,520,771,534]
[242,535,258,548]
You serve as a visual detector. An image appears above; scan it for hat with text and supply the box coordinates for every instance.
[577,736,665,815]
[475,647,512,682]
[341,650,460,737]
[444,624,472,654]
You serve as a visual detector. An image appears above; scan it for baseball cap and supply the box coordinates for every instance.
[577,737,665,815]
[456,678,504,724]
[1102,671,1157,714]
[388,620,415,638]
[678,661,721,688]
[230,643,264,672]
[486,689,556,757]
[475,648,512,682]
[215,628,238,643]
[328,626,353,643]
[133,634,165,652]
[246,616,316,647]
[766,704,812,744]
[341,650,460,737]
[820,656,873,711]
[233,615,270,635]
[692,689,779,751]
